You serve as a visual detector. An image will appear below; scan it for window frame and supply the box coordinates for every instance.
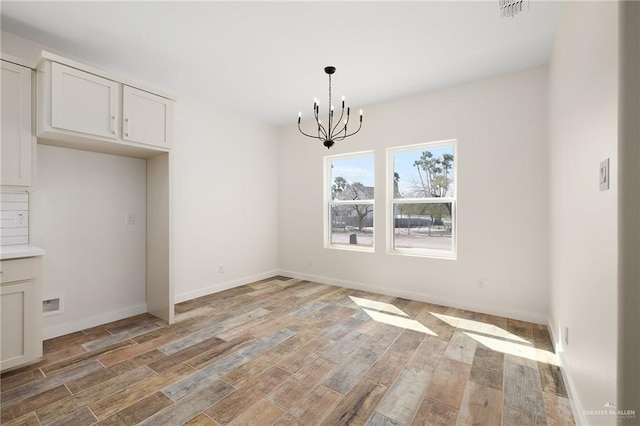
[386,140,457,259]
[324,150,375,252]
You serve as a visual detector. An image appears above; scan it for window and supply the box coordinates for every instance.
[325,152,374,251]
[388,140,456,258]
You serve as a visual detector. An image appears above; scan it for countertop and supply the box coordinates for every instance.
[0,245,46,260]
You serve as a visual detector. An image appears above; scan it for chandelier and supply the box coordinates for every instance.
[298,66,363,149]
[499,0,528,17]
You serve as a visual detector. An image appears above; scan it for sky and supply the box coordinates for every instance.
[331,156,375,187]
[330,145,454,195]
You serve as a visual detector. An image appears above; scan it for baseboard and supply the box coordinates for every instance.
[174,270,281,304]
[278,269,547,325]
[42,303,148,340]
[547,319,588,426]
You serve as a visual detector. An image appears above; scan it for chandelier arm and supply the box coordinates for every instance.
[333,110,351,138]
[342,110,351,129]
[331,106,346,136]
[337,121,363,140]
[332,124,347,139]
[318,122,328,140]
[312,104,329,139]
[298,123,322,140]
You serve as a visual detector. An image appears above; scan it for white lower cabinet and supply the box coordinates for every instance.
[0,257,42,371]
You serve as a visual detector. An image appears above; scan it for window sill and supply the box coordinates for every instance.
[325,244,375,253]
[388,248,456,260]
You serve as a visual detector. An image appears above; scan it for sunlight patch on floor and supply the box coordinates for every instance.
[464,332,559,366]
[349,296,409,317]
[363,308,437,335]
[431,312,530,344]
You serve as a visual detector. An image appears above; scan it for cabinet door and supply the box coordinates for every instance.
[0,280,37,371]
[1,61,32,186]
[51,62,119,139]
[122,86,172,148]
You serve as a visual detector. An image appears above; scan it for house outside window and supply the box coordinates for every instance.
[325,151,375,251]
[388,140,456,258]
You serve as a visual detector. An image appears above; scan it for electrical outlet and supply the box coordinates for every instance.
[218,264,225,274]
[564,326,569,346]
[308,258,313,267]
[477,279,485,291]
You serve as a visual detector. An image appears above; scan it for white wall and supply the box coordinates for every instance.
[31,145,147,338]
[172,97,280,302]
[278,66,549,323]
[548,2,619,423]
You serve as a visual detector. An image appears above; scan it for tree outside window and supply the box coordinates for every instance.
[326,153,374,250]
[389,141,456,257]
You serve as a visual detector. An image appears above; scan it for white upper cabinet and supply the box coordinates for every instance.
[37,52,174,159]
[51,62,119,139]
[1,60,32,186]
[122,86,173,148]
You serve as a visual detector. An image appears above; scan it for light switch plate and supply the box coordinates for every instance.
[125,213,135,225]
[599,158,610,191]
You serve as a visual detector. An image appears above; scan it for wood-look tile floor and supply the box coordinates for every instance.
[0,277,575,425]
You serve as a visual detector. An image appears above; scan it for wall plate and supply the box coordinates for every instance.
[599,158,610,191]
[42,296,64,317]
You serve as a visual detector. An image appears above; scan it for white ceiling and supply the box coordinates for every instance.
[1,1,561,127]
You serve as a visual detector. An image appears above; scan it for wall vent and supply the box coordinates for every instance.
[43,297,64,316]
